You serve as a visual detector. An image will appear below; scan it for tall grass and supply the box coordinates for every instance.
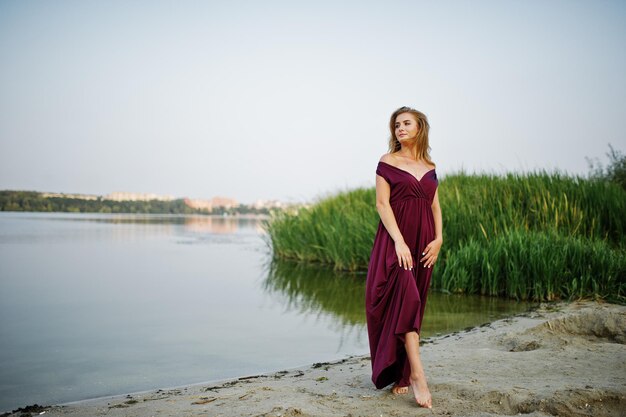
[263,187,378,271]
[437,231,625,302]
[264,171,626,301]
[441,170,626,249]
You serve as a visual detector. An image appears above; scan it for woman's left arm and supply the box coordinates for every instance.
[419,187,443,268]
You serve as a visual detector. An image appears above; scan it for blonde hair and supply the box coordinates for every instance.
[388,106,435,167]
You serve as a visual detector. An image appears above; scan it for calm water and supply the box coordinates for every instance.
[0,212,533,412]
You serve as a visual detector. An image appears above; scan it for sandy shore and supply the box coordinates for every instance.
[4,300,625,417]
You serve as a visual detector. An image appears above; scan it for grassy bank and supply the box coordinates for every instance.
[263,171,626,302]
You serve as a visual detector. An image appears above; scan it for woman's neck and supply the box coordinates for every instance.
[397,143,418,160]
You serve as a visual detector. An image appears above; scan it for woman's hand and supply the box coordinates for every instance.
[395,240,413,270]
[420,238,442,268]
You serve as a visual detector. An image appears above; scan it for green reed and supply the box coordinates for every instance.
[262,187,378,271]
[441,170,626,249]
[264,171,625,301]
[437,230,625,303]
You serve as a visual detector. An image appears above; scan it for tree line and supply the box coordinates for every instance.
[0,191,273,215]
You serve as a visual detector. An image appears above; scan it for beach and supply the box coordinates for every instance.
[4,300,624,417]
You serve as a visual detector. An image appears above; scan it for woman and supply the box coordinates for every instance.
[365,106,443,409]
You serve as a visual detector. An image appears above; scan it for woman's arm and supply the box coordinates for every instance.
[420,187,443,268]
[375,174,414,270]
[431,187,443,242]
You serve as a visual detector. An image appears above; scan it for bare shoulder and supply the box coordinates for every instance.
[378,153,396,165]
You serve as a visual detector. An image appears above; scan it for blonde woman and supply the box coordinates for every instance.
[365,106,443,409]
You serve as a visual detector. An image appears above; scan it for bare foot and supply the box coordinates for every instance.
[409,375,432,408]
[390,384,409,395]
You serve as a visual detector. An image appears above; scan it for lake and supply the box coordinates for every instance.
[0,212,533,412]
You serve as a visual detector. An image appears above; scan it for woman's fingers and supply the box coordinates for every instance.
[419,250,438,267]
[424,255,437,268]
[400,255,410,270]
[397,252,413,270]
[420,238,443,268]
[420,246,440,267]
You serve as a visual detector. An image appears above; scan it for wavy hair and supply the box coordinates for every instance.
[388,106,435,167]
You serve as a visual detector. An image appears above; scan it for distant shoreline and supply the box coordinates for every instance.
[0,190,294,216]
[0,211,271,219]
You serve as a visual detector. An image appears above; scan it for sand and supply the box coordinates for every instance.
[4,300,625,417]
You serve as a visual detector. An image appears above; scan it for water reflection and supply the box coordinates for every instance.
[1,212,267,244]
[262,259,536,338]
[31,213,268,234]
[262,260,367,327]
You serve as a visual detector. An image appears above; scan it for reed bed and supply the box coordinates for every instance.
[441,170,626,249]
[264,171,626,301]
[263,187,378,271]
[437,231,625,302]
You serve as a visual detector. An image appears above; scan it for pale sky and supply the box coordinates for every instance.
[1,0,625,204]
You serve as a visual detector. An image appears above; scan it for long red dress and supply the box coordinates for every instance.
[365,161,438,389]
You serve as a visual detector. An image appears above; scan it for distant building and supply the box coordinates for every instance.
[184,198,212,211]
[211,196,238,208]
[104,192,175,202]
[183,196,238,211]
[253,199,285,209]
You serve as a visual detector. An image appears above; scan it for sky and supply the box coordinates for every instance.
[1,0,625,204]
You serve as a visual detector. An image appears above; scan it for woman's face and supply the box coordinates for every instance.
[395,112,419,142]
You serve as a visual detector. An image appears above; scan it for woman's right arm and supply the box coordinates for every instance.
[375,174,413,270]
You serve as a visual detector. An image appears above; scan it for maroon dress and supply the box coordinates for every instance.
[365,161,438,389]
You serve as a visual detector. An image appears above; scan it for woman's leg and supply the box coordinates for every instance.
[404,330,432,408]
